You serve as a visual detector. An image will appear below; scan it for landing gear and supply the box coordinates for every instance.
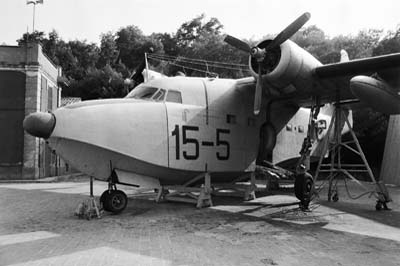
[294,100,320,211]
[375,200,390,211]
[294,169,314,210]
[100,190,128,214]
[100,179,128,214]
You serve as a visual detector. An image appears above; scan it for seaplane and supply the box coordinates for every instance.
[23,13,400,214]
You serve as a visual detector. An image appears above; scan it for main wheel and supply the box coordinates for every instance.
[100,191,111,212]
[294,173,314,207]
[103,190,128,214]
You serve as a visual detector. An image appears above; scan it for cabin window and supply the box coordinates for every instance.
[166,90,182,104]
[317,120,327,130]
[298,125,304,133]
[226,114,236,124]
[286,124,292,131]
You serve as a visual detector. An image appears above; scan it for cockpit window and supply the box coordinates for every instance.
[166,90,182,103]
[126,84,180,103]
[126,86,159,100]
[152,89,166,101]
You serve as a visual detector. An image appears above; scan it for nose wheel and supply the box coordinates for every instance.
[100,189,128,214]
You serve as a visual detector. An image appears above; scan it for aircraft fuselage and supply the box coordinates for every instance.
[47,77,268,185]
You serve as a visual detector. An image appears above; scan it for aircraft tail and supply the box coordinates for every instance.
[142,69,165,82]
[320,103,353,133]
[340,49,350,62]
[311,104,353,158]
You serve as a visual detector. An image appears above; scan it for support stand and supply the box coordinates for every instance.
[212,172,257,201]
[313,102,391,210]
[155,172,213,208]
[75,176,102,219]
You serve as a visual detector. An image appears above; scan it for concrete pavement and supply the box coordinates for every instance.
[0,179,400,266]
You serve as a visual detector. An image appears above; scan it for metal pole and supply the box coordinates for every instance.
[32,3,36,32]
[145,52,149,82]
[90,176,93,197]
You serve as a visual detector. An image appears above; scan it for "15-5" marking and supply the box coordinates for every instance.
[171,125,230,160]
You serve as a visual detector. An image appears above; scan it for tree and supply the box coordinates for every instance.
[98,31,119,68]
[115,26,164,72]
[331,29,383,61]
[115,25,146,69]
[170,14,247,78]
[40,29,60,62]
[175,14,223,49]
[17,30,46,44]
[65,65,125,100]
[373,28,400,56]
[155,33,178,56]
[292,25,337,63]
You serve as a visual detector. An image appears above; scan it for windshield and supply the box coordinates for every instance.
[126,85,166,101]
[126,86,158,99]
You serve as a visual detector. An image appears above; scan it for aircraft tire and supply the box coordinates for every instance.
[103,190,128,214]
[294,173,314,206]
[100,191,111,212]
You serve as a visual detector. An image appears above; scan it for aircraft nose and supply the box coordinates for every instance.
[23,112,56,139]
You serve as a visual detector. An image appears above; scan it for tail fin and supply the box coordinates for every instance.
[319,103,353,131]
[340,49,349,62]
[319,103,335,116]
[311,104,353,158]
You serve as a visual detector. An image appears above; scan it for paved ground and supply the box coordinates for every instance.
[0,179,400,266]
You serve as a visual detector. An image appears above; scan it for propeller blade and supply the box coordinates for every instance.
[224,35,251,53]
[254,63,263,115]
[264,12,311,50]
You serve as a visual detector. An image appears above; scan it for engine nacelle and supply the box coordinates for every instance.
[350,76,400,114]
[249,40,322,94]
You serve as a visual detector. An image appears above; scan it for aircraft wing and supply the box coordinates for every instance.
[235,49,400,114]
[310,52,400,114]
[314,53,400,79]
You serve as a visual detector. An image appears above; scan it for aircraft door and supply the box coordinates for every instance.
[204,80,248,172]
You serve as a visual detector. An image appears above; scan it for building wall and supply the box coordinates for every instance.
[0,71,26,179]
[381,115,400,186]
[0,46,26,65]
[0,42,61,180]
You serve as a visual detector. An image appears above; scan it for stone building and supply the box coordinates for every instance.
[381,115,400,186]
[0,42,61,180]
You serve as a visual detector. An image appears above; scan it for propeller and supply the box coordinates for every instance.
[224,12,311,115]
[224,35,251,53]
[254,64,263,115]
